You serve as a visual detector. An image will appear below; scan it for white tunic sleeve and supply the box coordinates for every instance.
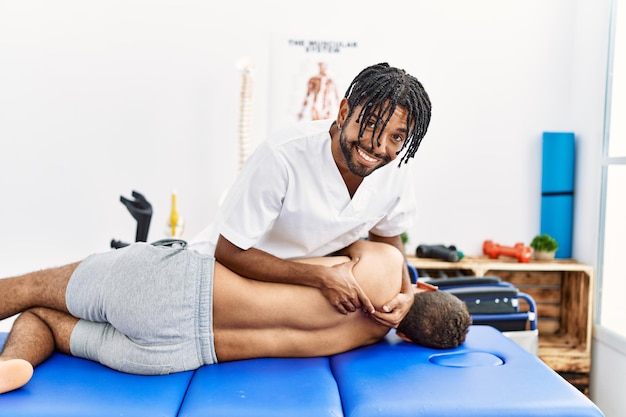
[218,142,288,251]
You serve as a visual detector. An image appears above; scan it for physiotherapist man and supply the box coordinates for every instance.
[190,62,432,328]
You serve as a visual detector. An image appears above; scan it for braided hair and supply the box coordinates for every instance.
[343,63,432,166]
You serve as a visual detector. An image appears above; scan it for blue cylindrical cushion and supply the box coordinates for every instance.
[540,132,575,258]
[540,194,573,258]
[542,132,575,193]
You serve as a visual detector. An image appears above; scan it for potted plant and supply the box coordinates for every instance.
[530,234,559,260]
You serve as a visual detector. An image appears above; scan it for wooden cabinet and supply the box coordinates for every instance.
[407,256,594,394]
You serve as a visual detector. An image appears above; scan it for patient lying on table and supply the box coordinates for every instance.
[0,240,471,394]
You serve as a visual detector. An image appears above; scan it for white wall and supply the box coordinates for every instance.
[593,327,626,417]
[0,0,270,274]
[0,0,590,274]
[0,0,619,413]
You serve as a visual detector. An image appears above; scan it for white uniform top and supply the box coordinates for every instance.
[190,119,417,259]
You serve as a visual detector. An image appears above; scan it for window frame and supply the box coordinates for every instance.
[596,0,626,337]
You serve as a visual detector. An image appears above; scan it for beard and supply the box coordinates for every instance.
[338,129,392,177]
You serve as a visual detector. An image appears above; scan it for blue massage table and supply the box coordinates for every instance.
[0,326,604,416]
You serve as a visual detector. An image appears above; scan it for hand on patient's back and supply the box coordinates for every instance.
[320,259,375,315]
[369,291,414,328]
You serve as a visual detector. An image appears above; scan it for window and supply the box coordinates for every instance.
[598,0,626,337]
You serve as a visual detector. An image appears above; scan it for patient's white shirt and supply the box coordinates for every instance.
[190,119,416,259]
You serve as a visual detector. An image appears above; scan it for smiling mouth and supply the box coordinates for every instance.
[357,146,379,164]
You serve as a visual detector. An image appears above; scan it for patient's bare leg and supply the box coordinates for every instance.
[0,307,78,394]
[0,262,79,320]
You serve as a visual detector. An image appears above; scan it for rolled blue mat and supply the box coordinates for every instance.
[542,132,575,193]
[540,132,575,258]
[540,194,573,258]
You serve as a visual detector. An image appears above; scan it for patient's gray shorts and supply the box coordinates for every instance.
[66,242,217,375]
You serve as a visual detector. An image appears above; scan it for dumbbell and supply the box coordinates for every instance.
[482,240,532,263]
[416,244,462,263]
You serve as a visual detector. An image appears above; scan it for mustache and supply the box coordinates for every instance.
[356,141,392,162]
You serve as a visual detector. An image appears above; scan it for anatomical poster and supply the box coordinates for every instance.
[269,34,369,133]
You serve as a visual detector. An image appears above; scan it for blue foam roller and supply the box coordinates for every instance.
[540,194,573,258]
[542,132,575,193]
[0,333,193,417]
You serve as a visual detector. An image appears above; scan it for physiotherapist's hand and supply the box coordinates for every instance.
[320,258,376,315]
[369,290,414,328]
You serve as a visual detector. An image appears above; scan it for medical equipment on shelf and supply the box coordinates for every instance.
[110,190,153,249]
[165,190,184,238]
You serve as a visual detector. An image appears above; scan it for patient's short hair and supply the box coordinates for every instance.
[397,290,472,349]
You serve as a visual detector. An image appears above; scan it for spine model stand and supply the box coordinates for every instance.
[237,58,254,171]
[166,190,184,238]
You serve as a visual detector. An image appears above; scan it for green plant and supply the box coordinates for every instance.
[530,234,559,252]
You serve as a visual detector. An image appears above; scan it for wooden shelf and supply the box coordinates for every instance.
[407,256,593,277]
[407,255,594,393]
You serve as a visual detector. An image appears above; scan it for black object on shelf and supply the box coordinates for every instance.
[110,190,153,249]
[415,244,463,262]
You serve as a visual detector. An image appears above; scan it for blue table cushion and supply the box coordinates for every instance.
[0,332,193,417]
[178,356,343,417]
[330,326,603,417]
[0,326,604,417]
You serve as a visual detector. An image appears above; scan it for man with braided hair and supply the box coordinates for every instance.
[191,63,432,329]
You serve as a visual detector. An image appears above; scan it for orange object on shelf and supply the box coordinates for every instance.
[483,240,532,263]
